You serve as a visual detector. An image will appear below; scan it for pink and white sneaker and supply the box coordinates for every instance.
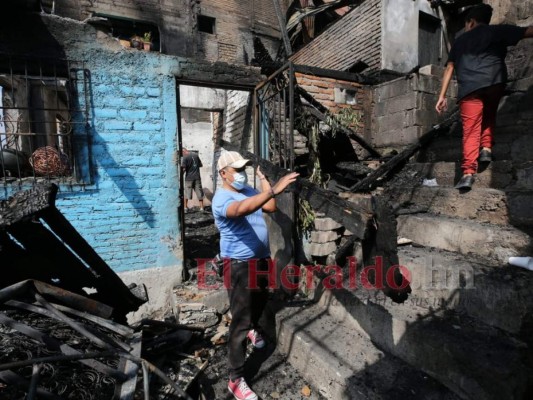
[228,377,258,400]
[247,329,265,349]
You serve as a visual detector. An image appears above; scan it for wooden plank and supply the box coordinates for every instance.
[272,0,293,56]
[362,197,410,303]
[236,147,374,240]
[348,109,460,192]
[115,332,142,400]
[0,184,57,227]
[40,207,146,315]
[294,64,367,83]
[6,222,100,293]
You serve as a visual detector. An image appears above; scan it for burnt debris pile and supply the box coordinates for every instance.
[0,184,209,399]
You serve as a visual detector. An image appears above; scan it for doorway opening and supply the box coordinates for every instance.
[176,83,254,281]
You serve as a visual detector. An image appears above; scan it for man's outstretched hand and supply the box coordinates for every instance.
[272,172,300,195]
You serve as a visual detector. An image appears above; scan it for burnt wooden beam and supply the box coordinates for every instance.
[40,207,147,315]
[348,109,460,192]
[362,197,411,303]
[221,142,409,303]
[272,0,293,57]
[294,64,367,84]
[0,184,146,317]
[0,184,57,227]
[229,145,374,240]
[296,85,382,158]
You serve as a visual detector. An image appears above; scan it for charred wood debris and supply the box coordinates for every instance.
[0,184,212,399]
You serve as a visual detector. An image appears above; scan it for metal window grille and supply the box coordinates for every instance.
[255,62,295,170]
[0,54,89,186]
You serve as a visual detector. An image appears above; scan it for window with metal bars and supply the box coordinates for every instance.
[0,55,89,185]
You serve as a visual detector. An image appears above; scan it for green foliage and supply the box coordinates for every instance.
[325,108,362,137]
[143,32,152,43]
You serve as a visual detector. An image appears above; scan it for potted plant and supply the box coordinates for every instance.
[142,32,152,51]
[130,35,143,50]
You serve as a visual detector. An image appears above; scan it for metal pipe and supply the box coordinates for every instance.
[120,354,193,400]
[142,361,150,400]
[289,62,295,170]
[26,363,43,400]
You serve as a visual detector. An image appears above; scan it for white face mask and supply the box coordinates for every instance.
[231,171,248,190]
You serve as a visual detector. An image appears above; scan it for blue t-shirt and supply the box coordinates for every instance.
[212,186,270,260]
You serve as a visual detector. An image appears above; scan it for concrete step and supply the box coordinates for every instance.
[390,185,533,226]
[404,161,516,189]
[397,213,533,265]
[397,245,533,336]
[418,130,533,164]
[316,287,532,400]
[276,301,461,400]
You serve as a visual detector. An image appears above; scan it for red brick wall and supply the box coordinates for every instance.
[291,0,382,72]
[296,72,373,154]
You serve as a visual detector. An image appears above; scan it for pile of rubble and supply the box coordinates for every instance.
[0,185,210,399]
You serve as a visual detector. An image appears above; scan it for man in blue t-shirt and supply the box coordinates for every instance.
[212,150,298,400]
[436,4,533,190]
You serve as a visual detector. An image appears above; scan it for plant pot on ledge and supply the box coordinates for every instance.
[142,32,153,51]
[143,41,152,51]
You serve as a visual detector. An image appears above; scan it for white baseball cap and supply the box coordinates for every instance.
[217,151,252,171]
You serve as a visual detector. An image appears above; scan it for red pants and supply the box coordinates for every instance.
[459,84,504,175]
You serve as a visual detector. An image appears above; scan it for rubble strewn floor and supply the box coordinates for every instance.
[184,208,220,278]
[173,280,326,399]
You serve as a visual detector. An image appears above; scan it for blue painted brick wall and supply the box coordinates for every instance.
[46,49,181,273]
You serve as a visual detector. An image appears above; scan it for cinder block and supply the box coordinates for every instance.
[308,241,337,257]
[418,64,445,77]
[310,230,340,244]
[314,217,343,231]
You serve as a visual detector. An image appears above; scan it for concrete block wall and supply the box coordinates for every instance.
[303,213,360,265]
[371,66,457,151]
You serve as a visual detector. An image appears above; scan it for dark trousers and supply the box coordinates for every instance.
[227,258,270,380]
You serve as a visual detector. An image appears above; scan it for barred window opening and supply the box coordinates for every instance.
[0,55,89,185]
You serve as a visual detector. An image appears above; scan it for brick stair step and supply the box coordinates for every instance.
[276,302,461,400]
[397,213,533,264]
[390,185,533,226]
[398,245,533,335]
[316,287,532,400]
